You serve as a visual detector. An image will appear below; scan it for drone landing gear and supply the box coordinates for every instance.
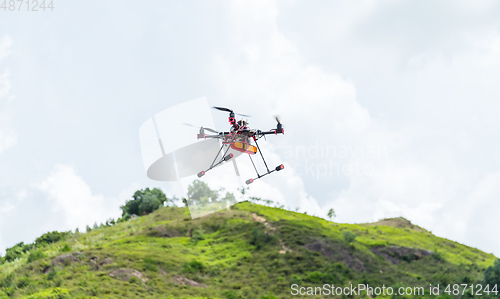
[246,164,284,184]
[197,144,234,178]
[245,139,284,185]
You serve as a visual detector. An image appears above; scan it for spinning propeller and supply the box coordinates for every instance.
[183,123,218,134]
[212,106,251,118]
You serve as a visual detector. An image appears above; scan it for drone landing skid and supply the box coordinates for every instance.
[197,144,234,178]
[246,164,284,185]
[197,153,233,178]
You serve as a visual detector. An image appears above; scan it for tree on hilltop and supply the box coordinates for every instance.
[120,188,172,219]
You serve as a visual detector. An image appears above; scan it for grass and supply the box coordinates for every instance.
[0,203,497,298]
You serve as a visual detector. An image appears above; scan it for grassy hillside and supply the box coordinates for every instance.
[0,202,497,298]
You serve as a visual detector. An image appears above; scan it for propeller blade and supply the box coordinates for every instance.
[236,113,251,117]
[212,106,233,113]
[213,106,251,117]
[183,123,218,134]
[275,116,281,124]
[203,127,218,134]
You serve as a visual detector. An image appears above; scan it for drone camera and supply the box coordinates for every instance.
[275,164,284,171]
[246,178,254,185]
[197,171,205,178]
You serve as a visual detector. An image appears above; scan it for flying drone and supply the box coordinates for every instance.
[194,106,285,185]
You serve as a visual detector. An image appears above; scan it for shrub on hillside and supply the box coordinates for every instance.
[484,259,500,286]
[183,260,205,273]
[27,249,46,263]
[4,242,34,262]
[35,231,70,247]
[343,231,357,243]
[250,228,278,250]
[120,188,171,219]
[433,250,444,261]
[187,180,219,206]
[187,180,236,207]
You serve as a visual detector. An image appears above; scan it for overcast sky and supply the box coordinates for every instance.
[1,0,500,258]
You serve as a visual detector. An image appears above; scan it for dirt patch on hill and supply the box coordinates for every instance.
[251,213,291,254]
[51,252,81,267]
[110,269,147,282]
[173,275,207,288]
[305,240,365,271]
[371,246,433,264]
[148,226,181,238]
[363,217,426,232]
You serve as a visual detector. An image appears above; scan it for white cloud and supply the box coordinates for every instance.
[0,36,16,154]
[36,164,122,231]
[0,36,13,62]
[208,0,500,256]
[0,202,15,213]
[0,110,16,154]
[208,0,375,217]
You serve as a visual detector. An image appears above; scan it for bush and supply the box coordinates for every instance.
[191,227,205,243]
[433,250,444,261]
[223,290,243,299]
[27,249,46,263]
[306,271,324,283]
[290,274,302,285]
[0,275,13,288]
[120,188,170,217]
[17,277,31,289]
[183,260,205,273]
[25,287,69,299]
[187,180,219,206]
[143,257,159,272]
[4,242,34,262]
[47,270,57,280]
[343,231,357,243]
[60,244,71,252]
[250,228,277,250]
[484,259,500,286]
[35,231,70,247]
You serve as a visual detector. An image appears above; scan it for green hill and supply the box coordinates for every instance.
[0,202,498,298]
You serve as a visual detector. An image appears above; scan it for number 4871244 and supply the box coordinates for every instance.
[1,0,54,11]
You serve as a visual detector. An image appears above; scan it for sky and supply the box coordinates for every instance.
[1,0,500,258]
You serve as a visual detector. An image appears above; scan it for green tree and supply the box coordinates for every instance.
[4,242,33,262]
[327,208,336,220]
[35,231,70,247]
[484,259,500,286]
[138,192,163,214]
[120,188,170,217]
[343,231,357,243]
[222,192,236,206]
[187,180,219,206]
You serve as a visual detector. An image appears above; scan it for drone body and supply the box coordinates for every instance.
[195,106,285,184]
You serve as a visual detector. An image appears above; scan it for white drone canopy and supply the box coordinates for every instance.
[139,97,223,181]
